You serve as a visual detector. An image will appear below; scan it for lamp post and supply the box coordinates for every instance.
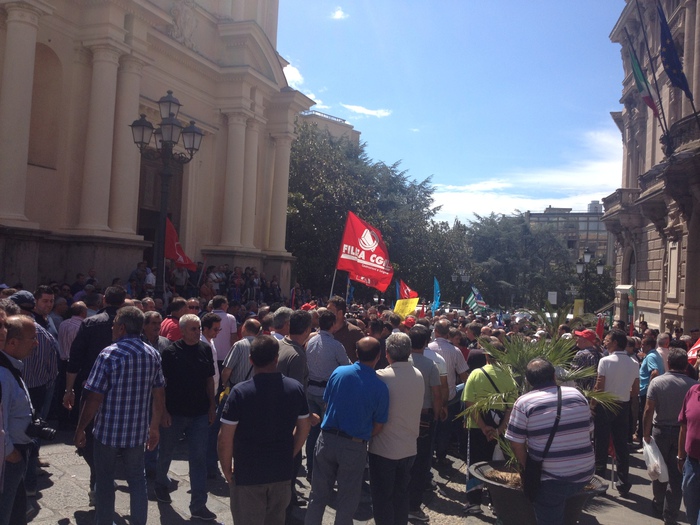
[576,248,605,312]
[130,91,203,299]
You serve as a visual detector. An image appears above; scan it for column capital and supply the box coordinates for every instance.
[87,43,125,66]
[271,132,294,145]
[0,0,53,20]
[119,54,148,75]
[225,111,250,126]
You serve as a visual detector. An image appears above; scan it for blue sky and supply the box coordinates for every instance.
[278,1,626,223]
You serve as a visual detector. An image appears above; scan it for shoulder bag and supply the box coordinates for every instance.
[522,386,562,502]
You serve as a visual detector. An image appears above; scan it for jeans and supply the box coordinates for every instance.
[434,398,462,460]
[0,448,28,525]
[408,414,435,510]
[305,393,326,476]
[156,414,209,511]
[206,398,226,474]
[682,457,700,525]
[651,427,683,524]
[368,453,414,525]
[93,438,148,525]
[533,479,587,525]
[594,401,630,487]
[305,432,368,525]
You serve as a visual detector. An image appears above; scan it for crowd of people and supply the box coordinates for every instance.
[2,268,700,525]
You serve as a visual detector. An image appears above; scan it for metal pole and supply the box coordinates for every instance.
[155,146,172,300]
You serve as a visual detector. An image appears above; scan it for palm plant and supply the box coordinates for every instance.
[520,301,597,339]
[458,334,619,467]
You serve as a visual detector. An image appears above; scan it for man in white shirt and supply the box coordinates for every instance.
[594,329,640,496]
[211,295,237,368]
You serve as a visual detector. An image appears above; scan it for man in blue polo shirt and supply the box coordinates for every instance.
[305,337,389,525]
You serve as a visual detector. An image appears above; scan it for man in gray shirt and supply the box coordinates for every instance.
[407,325,442,521]
[305,309,350,478]
[643,347,697,523]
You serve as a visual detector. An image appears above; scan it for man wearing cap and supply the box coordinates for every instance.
[572,328,603,391]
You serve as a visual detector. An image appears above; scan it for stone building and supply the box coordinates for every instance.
[604,0,700,331]
[0,0,312,293]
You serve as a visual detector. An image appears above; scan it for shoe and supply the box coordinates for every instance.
[154,485,172,504]
[26,502,39,521]
[88,490,96,507]
[651,500,664,518]
[191,506,217,521]
[616,482,632,497]
[462,503,483,515]
[408,508,430,521]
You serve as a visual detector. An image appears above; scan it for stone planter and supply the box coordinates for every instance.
[468,461,608,525]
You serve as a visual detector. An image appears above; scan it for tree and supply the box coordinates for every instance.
[286,122,439,302]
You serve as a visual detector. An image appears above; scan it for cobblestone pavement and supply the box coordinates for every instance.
[28,430,676,524]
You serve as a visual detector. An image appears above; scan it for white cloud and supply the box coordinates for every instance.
[331,6,348,19]
[431,126,623,224]
[341,103,392,118]
[283,64,303,90]
[409,128,420,132]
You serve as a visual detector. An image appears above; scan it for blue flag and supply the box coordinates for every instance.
[431,277,441,316]
[658,1,693,101]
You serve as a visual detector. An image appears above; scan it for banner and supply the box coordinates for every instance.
[399,279,419,299]
[394,298,420,319]
[165,218,196,271]
[336,212,393,292]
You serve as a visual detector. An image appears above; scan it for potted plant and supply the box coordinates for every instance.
[460,330,616,525]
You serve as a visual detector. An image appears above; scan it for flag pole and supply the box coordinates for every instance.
[633,0,670,137]
[624,27,667,136]
[329,269,338,299]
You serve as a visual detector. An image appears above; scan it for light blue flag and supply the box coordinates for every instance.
[431,277,441,316]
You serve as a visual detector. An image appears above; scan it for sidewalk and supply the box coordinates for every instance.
[29,431,676,524]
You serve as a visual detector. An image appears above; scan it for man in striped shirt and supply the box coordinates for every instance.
[506,358,594,525]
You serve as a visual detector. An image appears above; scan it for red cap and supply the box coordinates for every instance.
[574,329,597,344]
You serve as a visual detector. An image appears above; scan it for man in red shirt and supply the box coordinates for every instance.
[159,297,188,341]
[678,379,700,524]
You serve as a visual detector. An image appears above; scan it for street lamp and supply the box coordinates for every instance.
[130,91,204,299]
[576,250,606,312]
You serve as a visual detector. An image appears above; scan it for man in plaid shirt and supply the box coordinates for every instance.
[74,306,165,525]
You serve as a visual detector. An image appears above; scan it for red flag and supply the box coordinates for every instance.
[418,304,426,318]
[336,212,394,292]
[165,218,196,271]
[399,279,419,299]
[595,315,605,341]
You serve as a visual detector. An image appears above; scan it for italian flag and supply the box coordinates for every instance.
[629,47,659,117]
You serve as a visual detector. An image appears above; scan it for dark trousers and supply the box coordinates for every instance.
[594,401,630,486]
[408,414,435,510]
[651,427,683,523]
[368,452,415,525]
[466,427,497,505]
[434,399,462,460]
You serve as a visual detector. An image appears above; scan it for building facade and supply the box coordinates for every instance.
[0,0,312,292]
[525,202,614,265]
[604,0,700,331]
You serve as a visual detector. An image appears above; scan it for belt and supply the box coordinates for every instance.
[308,379,328,388]
[322,428,366,443]
[653,423,680,431]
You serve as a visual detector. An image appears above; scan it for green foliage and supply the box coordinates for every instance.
[458,336,619,430]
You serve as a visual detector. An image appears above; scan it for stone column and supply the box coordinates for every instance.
[0,0,52,224]
[240,118,260,249]
[109,55,145,234]
[267,133,293,253]
[77,44,122,231]
[220,113,247,247]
